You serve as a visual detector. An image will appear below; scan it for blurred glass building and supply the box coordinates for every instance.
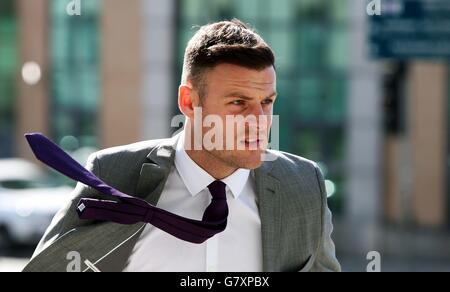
[0,0,449,271]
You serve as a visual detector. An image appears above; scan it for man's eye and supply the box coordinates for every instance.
[231,100,245,106]
[262,99,274,105]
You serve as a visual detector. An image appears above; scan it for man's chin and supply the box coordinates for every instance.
[234,152,265,169]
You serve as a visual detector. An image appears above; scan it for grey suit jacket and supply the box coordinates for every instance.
[23,134,341,272]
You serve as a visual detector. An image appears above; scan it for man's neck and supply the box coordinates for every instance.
[182,131,237,180]
[184,149,237,180]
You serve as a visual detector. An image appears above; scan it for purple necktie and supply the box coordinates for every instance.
[24,133,229,244]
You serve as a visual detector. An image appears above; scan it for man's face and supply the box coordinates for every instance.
[193,63,277,170]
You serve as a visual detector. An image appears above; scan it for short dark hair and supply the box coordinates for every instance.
[182,19,275,98]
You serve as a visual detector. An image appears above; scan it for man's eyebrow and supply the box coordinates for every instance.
[224,92,278,100]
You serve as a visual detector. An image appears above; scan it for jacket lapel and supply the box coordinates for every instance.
[254,160,281,272]
[135,133,178,205]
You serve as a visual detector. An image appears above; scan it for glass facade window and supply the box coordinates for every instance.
[0,0,17,158]
[176,0,348,213]
[49,0,100,151]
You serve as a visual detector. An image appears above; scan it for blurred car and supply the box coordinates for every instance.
[0,158,72,246]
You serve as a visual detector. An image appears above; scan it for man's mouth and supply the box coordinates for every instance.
[241,138,266,149]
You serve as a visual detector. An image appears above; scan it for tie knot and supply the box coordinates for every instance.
[207,180,227,200]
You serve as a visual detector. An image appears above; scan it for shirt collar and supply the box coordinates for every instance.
[174,131,250,199]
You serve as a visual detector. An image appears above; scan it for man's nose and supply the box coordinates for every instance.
[250,103,265,117]
[245,106,270,134]
[251,104,271,125]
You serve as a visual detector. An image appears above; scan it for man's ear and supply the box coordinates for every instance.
[178,83,198,119]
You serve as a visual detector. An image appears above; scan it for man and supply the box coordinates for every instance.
[23,19,340,272]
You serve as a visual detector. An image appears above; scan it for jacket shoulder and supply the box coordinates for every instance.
[267,149,322,179]
[93,138,166,161]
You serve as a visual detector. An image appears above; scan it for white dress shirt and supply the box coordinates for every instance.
[123,133,262,272]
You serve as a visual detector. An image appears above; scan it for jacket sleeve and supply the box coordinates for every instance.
[308,165,341,272]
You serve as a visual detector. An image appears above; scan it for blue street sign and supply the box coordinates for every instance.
[369,0,450,59]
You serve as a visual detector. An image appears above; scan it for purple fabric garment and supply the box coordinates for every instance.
[24,133,229,244]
